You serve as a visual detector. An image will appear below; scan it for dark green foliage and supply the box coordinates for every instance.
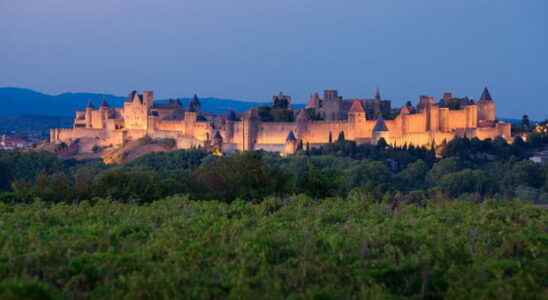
[0,151,66,190]
[0,198,545,299]
[442,137,528,163]
[0,160,9,190]
[0,135,546,204]
[192,152,288,201]
[0,136,547,298]
[395,159,429,191]
[436,169,495,197]
[502,160,545,189]
[0,279,56,300]
[125,148,208,172]
[345,160,392,193]
[428,158,462,184]
[91,170,169,203]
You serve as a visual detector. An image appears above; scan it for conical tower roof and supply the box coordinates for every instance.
[100,99,109,107]
[480,87,492,101]
[373,115,388,132]
[213,131,223,142]
[127,90,137,102]
[349,100,365,113]
[188,94,201,112]
[286,131,297,142]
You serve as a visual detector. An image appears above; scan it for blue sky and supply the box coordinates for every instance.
[1,0,546,119]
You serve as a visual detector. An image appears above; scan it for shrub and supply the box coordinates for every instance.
[0,199,544,299]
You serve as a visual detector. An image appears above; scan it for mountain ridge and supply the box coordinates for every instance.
[0,87,286,116]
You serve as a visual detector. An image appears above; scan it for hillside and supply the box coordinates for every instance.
[100,137,178,164]
[0,87,286,116]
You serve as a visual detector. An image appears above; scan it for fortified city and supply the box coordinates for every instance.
[50,87,511,156]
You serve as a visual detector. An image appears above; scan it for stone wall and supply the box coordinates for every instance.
[255,122,297,145]
[154,120,185,132]
[301,121,349,144]
[404,113,427,133]
[50,89,512,156]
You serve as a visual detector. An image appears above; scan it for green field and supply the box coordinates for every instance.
[0,197,546,299]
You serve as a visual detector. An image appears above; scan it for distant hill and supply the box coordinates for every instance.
[0,87,301,117]
[0,88,126,116]
[0,114,73,136]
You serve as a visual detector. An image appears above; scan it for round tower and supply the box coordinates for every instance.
[477,87,496,124]
[212,131,223,156]
[372,115,390,145]
[282,131,298,156]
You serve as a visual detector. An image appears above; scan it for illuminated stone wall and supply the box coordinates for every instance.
[50,89,513,155]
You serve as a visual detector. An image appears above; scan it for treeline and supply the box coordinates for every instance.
[0,135,547,204]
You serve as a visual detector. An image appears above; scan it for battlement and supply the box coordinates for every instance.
[50,87,510,156]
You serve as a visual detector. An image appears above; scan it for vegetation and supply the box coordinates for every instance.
[0,197,546,299]
[0,134,547,299]
[1,136,548,204]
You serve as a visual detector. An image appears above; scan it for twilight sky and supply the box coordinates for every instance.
[1,0,547,119]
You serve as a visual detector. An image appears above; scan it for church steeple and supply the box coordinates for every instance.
[374,87,382,101]
[480,87,493,101]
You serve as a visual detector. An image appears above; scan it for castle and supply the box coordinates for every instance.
[50,87,511,156]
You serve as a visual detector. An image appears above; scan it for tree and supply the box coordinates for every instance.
[345,160,392,195]
[521,115,531,132]
[92,170,166,203]
[395,159,429,191]
[192,152,288,201]
[337,131,346,144]
[501,160,545,190]
[376,137,388,149]
[0,159,9,190]
[437,169,495,197]
[428,158,461,184]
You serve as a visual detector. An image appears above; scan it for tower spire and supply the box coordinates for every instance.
[374,87,381,101]
[189,94,201,112]
[480,87,492,101]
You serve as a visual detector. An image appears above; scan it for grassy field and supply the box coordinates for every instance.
[0,196,546,299]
